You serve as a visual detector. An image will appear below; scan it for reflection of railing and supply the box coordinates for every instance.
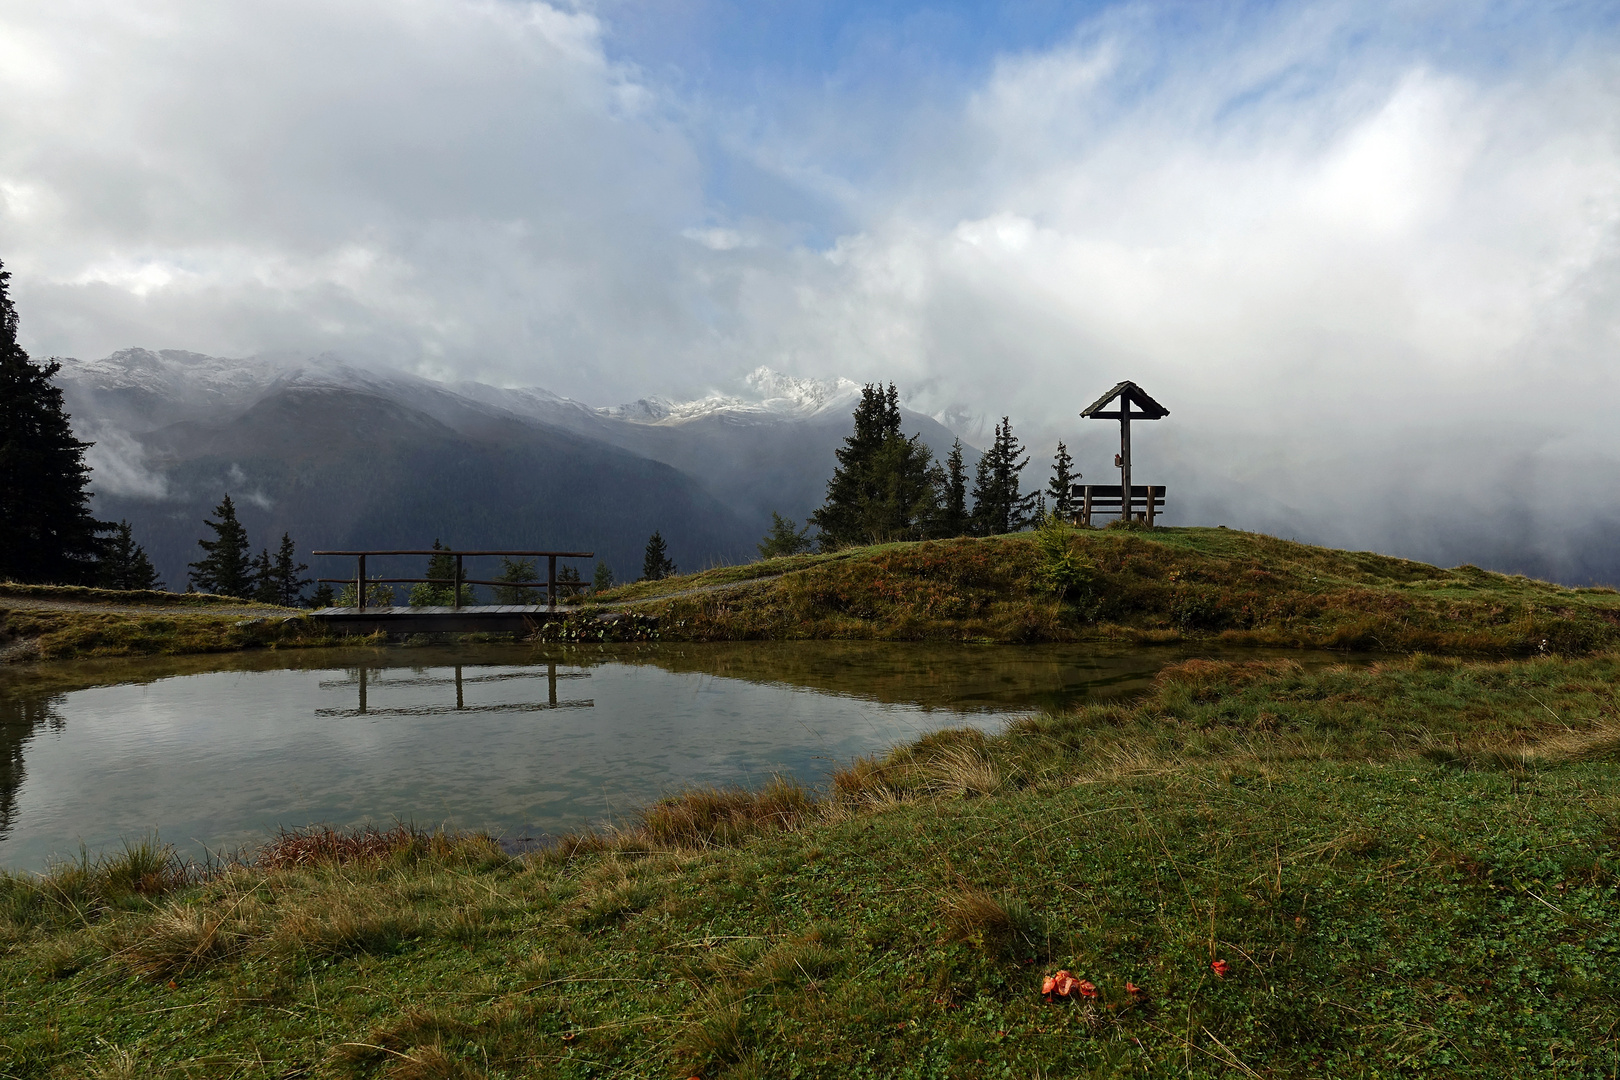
[311,548,594,611]
[315,663,593,718]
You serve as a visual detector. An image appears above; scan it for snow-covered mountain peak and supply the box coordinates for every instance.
[743,367,861,414]
[60,348,282,404]
[598,368,861,426]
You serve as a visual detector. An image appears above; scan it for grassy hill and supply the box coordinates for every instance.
[595,524,1620,655]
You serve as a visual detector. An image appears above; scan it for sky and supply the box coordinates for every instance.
[2,0,1619,577]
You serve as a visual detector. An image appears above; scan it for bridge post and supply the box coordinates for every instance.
[357,554,366,612]
[548,555,557,609]
[454,554,463,611]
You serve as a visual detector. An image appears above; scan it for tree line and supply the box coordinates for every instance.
[761,382,1085,555]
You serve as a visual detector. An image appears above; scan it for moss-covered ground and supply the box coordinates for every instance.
[4,652,1619,1078]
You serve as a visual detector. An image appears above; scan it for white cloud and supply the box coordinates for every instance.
[2,0,1618,573]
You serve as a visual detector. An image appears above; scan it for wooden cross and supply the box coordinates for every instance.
[1080,381,1169,522]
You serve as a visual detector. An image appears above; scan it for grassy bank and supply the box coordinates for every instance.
[4,653,1618,1077]
[597,526,1620,654]
[8,526,1618,661]
[0,584,345,662]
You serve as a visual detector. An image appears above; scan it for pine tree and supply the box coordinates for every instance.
[812,383,941,546]
[412,539,474,606]
[250,548,275,603]
[592,560,614,593]
[307,582,336,608]
[187,494,254,597]
[265,533,310,606]
[0,258,104,584]
[642,531,676,581]
[812,383,902,548]
[934,440,970,537]
[96,520,163,591]
[491,556,539,604]
[1046,441,1079,523]
[758,511,813,558]
[969,418,1036,536]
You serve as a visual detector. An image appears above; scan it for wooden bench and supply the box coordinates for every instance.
[1070,484,1166,528]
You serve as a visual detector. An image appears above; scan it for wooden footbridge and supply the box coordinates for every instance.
[309,548,595,636]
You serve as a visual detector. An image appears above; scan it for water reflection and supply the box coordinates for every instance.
[0,642,1370,870]
[315,664,593,717]
[0,696,66,842]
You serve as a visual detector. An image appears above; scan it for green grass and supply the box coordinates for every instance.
[0,607,345,662]
[4,653,1619,1077]
[0,583,259,607]
[599,526,1620,654]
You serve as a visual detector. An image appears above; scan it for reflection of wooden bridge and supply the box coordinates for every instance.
[314,663,593,717]
[309,548,594,636]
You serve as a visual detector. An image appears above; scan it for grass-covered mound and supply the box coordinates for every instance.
[0,583,345,662]
[5,653,1618,1077]
[599,525,1620,654]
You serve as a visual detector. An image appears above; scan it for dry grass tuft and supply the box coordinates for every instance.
[632,775,819,849]
[921,743,1003,796]
[82,1048,146,1080]
[385,1043,485,1080]
[257,824,422,868]
[272,892,423,957]
[940,887,1046,959]
[116,903,244,977]
[1525,721,1620,764]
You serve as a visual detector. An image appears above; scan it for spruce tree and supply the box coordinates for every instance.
[307,582,336,609]
[491,555,539,604]
[969,418,1036,536]
[266,533,310,605]
[0,258,103,584]
[812,383,902,548]
[592,560,614,593]
[1046,441,1079,523]
[642,531,676,581]
[96,520,163,591]
[250,548,275,603]
[187,494,253,597]
[813,383,943,546]
[934,440,970,537]
[413,539,474,606]
[758,511,813,558]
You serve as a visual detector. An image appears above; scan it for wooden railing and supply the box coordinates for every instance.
[311,549,594,612]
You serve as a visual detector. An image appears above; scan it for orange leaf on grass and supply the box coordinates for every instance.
[1125,982,1142,994]
[1211,960,1230,977]
[1077,979,1098,999]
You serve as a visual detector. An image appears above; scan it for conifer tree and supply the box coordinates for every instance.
[96,520,163,591]
[413,539,474,606]
[758,511,813,558]
[592,560,614,593]
[0,258,103,584]
[969,417,1036,536]
[491,556,539,604]
[307,582,335,609]
[934,440,970,538]
[250,548,275,603]
[813,382,941,547]
[1046,441,1079,523]
[812,383,901,547]
[187,494,253,597]
[642,531,676,581]
[264,533,310,606]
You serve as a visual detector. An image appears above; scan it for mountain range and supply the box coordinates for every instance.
[53,350,968,593]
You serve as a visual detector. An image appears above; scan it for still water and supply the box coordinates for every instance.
[0,642,1346,871]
